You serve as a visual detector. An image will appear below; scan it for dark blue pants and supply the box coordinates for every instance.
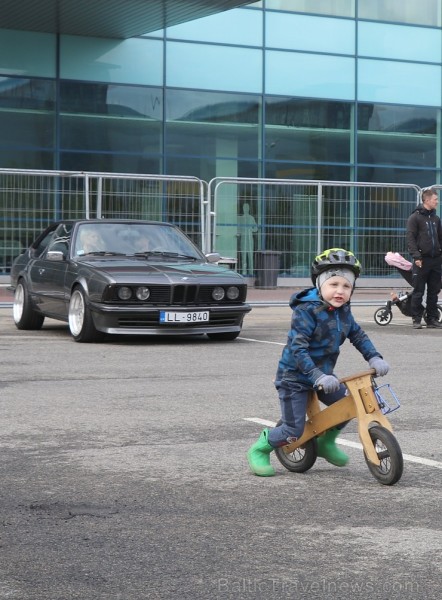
[267,377,347,448]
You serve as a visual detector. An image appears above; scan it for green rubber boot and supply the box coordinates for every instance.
[316,428,349,467]
[247,429,275,477]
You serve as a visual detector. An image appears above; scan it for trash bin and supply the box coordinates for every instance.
[255,251,281,289]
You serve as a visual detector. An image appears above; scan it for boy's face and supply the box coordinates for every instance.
[319,275,352,307]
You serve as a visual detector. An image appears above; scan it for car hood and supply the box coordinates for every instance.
[79,257,244,282]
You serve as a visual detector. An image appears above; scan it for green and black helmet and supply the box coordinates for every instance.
[311,248,362,285]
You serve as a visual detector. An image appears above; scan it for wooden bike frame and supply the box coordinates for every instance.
[281,369,395,465]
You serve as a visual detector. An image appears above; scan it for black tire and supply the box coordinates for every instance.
[373,307,392,326]
[364,425,403,485]
[13,280,45,330]
[68,287,104,343]
[273,420,318,473]
[437,306,442,323]
[207,331,240,341]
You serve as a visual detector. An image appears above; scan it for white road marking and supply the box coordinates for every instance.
[243,417,442,470]
[240,337,284,345]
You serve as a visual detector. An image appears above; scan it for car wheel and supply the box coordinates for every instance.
[13,280,45,330]
[207,331,240,341]
[68,287,104,343]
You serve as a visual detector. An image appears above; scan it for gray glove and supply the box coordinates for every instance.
[314,374,340,394]
[369,357,389,377]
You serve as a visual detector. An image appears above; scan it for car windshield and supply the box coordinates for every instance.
[74,223,203,260]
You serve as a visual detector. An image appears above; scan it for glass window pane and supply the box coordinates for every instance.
[0,29,56,77]
[0,149,53,169]
[166,8,262,46]
[166,42,262,93]
[266,13,355,55]
[60,152,160,175]
[358,59,442,106]
[166,90,260,159]
[358,165,438,188]
[266,51,355,100]
[59,82,162,155]
[166,157,259,180]
[265,97,352,164]
[60,36,163,85]
[266,0,354,18]
[358,22,442,62]
[264,161,350,181]
[358,104,438,168]
[358,0,441,27]
[0,78,55,150]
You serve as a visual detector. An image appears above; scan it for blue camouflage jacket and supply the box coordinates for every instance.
[276,287,382,386]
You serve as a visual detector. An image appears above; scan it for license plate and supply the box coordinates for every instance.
[159,311,210,324]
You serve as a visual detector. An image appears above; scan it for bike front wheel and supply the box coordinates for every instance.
[364,425,403,485]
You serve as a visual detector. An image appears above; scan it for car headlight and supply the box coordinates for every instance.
[226,286,240,300]
[135,286,150,301]
[212,286,225,301]
[117,286,132,300]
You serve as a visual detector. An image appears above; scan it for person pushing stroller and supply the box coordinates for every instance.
[406,186,442,329]
[247,248,389,477]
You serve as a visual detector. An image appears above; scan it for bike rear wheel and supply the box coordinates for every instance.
[274,420,318,473]
[364,425,403,485]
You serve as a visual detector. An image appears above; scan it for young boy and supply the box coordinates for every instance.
[247,248,389,477]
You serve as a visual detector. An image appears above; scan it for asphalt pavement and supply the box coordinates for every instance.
[0,303,441,600]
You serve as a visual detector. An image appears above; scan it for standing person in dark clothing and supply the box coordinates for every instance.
[406,186,442,329]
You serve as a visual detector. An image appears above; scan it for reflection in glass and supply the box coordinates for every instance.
[59,82,162,159]
[358,0,440,27]
[166,89,261,160]
[357,104,438,168]
[265,0,354,18]
[265,97,352,165]
[0,77,55,150]
[60,152,160,175]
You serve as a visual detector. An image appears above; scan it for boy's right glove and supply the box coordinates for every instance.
[368,357,389,376]
[314,374,340,393]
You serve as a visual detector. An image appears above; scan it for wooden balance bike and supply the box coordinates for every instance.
[274,369,404,485]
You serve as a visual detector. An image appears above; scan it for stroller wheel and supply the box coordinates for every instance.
[374,307,392,326]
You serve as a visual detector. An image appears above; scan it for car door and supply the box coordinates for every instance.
[28,223,72,317]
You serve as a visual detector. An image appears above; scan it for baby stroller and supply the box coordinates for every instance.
[373,252,442,326]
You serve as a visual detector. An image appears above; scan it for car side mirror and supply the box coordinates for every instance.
[47,250,65,262]
[205,252,221,263]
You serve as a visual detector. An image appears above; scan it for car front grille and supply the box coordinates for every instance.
[107,284,247,305]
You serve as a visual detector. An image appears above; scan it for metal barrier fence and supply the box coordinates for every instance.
[0,169,206,273]
[0,168,430,282]
[209,178,421,284]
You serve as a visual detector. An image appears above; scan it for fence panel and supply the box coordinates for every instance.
[209,177,420,284]
[0,169,89,272]
[91,173,207,251]
[0,170,207,273]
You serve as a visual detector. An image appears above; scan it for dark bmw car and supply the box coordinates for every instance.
[9,220,251,342]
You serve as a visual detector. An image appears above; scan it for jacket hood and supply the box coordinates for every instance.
[289,287,323,308]
[413,203,435,216]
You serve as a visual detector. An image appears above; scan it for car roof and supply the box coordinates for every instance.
[66,219,176,227]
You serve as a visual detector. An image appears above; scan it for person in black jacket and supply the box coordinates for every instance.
[406,187,442,329]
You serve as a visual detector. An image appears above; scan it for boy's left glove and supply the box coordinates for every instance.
[368,357,389,376]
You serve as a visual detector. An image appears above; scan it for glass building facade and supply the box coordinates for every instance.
[1,0,442,186]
